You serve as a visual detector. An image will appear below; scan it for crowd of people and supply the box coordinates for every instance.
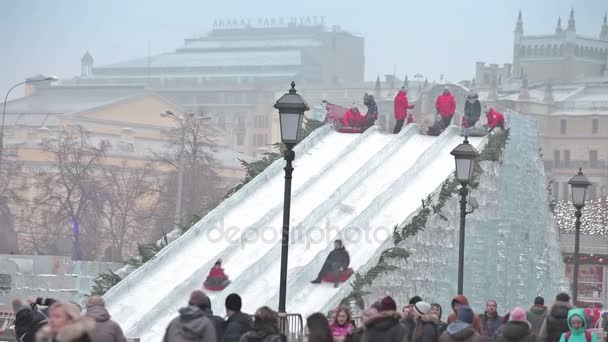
[8,289,608,342]
[312,292,608,342]
[392,86,505,136]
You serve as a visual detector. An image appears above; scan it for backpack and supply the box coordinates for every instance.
[564,330,592,342]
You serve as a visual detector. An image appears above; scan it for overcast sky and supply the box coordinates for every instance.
[1,0,607,99]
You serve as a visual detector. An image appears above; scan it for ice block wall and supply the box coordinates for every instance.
[365,111,567,313]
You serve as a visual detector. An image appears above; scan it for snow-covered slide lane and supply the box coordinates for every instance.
[131,127,395,339]
[269,127,485,317]
[105,126,354,333]
[234,125,435,314]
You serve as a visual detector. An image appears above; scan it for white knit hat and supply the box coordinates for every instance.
[415,301,432,315]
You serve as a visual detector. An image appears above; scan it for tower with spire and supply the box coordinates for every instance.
[81,51,94,77]
[601,13,608,40]
[513,10,524,78]
[555,17,563,35]
[567,8,576,32]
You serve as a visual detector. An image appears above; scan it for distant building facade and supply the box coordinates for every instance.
[66,20,364,156]
[473,10,608,202]
[513,10,608,83]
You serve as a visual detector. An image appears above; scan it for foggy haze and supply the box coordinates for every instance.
[1,0,607,97]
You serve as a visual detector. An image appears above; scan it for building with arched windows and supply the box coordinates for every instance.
[513,10,608,83]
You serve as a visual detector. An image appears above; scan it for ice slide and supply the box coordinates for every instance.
[104,125,485,342]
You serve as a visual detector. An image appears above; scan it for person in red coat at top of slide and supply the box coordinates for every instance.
[394,87,415,134]
[484,106,505,132]
[435,87,457,127]
[342,104,365,127]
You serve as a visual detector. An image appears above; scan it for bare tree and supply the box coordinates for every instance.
[157,112,223,230]
[0,146,24,253]
[36,126,109,260]
[95,162,160,261]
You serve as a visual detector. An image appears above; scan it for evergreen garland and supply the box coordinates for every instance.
[341,129,510,309]
[90,270,122,296]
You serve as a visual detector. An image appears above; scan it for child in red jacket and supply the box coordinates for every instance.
[203,259,231,291]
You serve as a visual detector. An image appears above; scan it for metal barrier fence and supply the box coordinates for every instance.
[279,313,304,342]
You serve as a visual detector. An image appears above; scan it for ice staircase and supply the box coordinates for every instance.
[104,124,486,342]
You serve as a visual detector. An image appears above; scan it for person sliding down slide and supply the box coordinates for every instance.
[203,259,231,291]
[311,240,351,288]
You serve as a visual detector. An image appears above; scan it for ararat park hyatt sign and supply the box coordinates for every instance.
[212,16,326,29]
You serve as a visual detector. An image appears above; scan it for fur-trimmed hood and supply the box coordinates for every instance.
[419,314,441,325]
[365,311,402,330]
[37,318,95,342]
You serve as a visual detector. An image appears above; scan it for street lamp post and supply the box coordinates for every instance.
[1,76,57,162]
[161,111,197,228]
[273,81,309,318]
[568,168,591,304]
[450,137,480,295]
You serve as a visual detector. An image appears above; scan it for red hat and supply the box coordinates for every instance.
[380,296,397,312]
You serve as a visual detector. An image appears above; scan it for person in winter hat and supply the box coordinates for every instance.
[412,301,440,342]
[528,297,549,336]
[238,306,285,342]
[364,93,378,127]
[463,93,481,132]
[401,296,423,341]
[435,87,456,127]
[36,302,94,342]
[223,293,252,342]
[394,87,415,134]
[447,295,484,336]
[483,106,505,132]
[163,291,217,342]
[186,290,225,341]
[84,296,126,342]
[495,307,536,342]
[361,296,409,342]
[539,293,573,342]
[479,300,503,337]
[558,309,597,342]
[13,299,48,342]
[439,306,484,342]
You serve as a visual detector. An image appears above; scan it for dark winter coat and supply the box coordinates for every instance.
[479,313,502,337]
[222,312,252,342]
[36,318,95,342]
[527,306,548,336]
[15,307,48,342]
[163,306,217,342]
[495,321,537,342]
[464,101,481,127]
[400,316,417,341]
[361,311,409,342]
[324,247,350,269]
[237,321,285,342]
[348,327,365,342]
[439,322,484,342]
[413,314,441,342]
[365,98,378,122]
[85,305,127,342]
[201,308,225,342]
[539,302,572,342]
